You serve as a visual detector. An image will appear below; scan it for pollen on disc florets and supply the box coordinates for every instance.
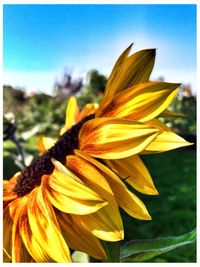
[14,114,95,196]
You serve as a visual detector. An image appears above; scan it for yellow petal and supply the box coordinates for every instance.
[98,44,133,111]
[76,205,124,241]
[3,248,11,262]
[142,119,192,152]
[3,191,17,203]
[60,96,80,135]
[57,211,107,260]
[27,187,71,262]
[3,204,14,261]
[106,43,133,91]
[19,205,51,262]
[12,224,31,263]
[46,180,107,216]
[75,150,151,221]
[143,130,192,153]
[145,118,171,131]
[4,197,22,263]
[97,82,179,121]
[159,109,186,118]
[79,103,99,120]
[10,197,32,262]
[97,47,155,116]
[66,155,124,241]
[16,198,47,262]
[3,172,20,192]
[36,136,56,153]
[79,117,158,159]
[106,155,158,195]
[47,159,107,214]
[67,155,117,201]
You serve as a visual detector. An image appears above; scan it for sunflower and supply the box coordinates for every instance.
[3,44,191,263]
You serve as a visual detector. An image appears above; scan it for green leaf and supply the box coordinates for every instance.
[121,229,196,262]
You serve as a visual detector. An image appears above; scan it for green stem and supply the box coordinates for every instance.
[101,241,120,262]
[11,134,26,168]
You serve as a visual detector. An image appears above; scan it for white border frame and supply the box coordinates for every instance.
[1,1,199,266]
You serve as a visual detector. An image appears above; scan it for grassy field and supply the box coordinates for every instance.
[3,138,196,262]
[122,149,196,262]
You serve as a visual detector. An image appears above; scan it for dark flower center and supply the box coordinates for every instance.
[14,114,95,196]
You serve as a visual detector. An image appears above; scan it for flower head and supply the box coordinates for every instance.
[3,44,191,262]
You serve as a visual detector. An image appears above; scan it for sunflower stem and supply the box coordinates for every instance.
[101,241,120,262]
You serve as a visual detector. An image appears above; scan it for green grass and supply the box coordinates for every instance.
[3,139,196,262]
[3,137,39,179]
[122,149,196,262]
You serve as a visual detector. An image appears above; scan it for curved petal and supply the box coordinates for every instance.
[3,248,12,262]
[98,43,133,111]
[159,109,186,118]
[3,191,17,203]
[97,47,155,116]
[106,155,158,195]
[9,197,32,262]
[17,196,53,262]
[4,199,26,263]
[76,205,124,241]
[142,119,192,152]
[27,187,71,262]
[19,206,52,262]
[75,150,152,221]
[36,136,56,153]
[79,117,158,159]
[143,130,192,153]
[106,43,133,91]
[145,118,172,131]
[66,155,124,241]
[12,221,31,262]
[46,181,107,215]
[60,96,80,135]
[67,155,117,200]
[57,211,107,260]
[3,204,14,261]
[46,159,107,214]
[79,103,99,120]
[98,82,179,122]
[4,172,20,193]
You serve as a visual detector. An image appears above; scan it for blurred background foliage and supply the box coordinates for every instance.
[3,69,196,262]
[3,70,196,136]
[163,84,196,136]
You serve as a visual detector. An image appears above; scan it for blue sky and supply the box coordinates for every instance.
[3,4,196,94]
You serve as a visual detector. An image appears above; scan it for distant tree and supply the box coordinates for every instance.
[86,69,107,96]
[77,69,107,108]
[54,70,83,98]
[157,76,165,82]
[3,85,26,114]
[163,83,196,135]
[180,84,193,97]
